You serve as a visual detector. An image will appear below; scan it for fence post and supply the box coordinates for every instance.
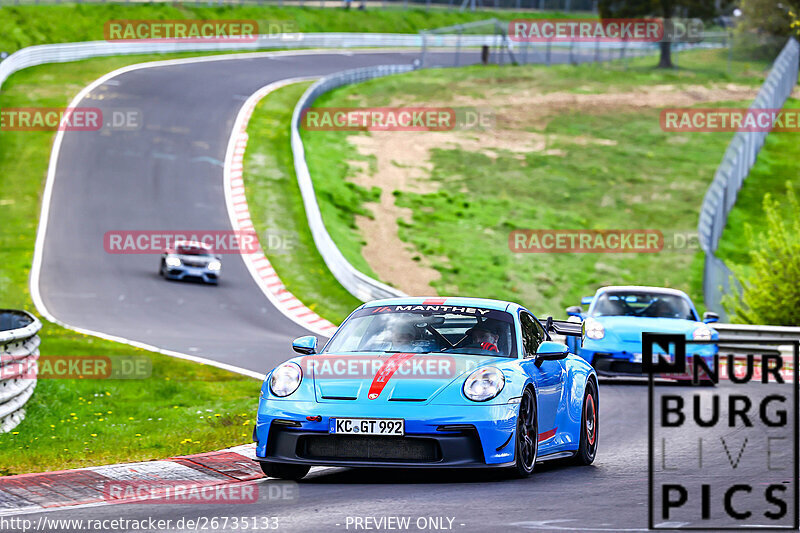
[420,31,427,68]
[727,29,733,75]
[455,29,462,67]
[546,38,551,66]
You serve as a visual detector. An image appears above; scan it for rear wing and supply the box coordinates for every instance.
[544,317,582,338]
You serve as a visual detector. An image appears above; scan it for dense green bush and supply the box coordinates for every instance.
[724,182,800,325]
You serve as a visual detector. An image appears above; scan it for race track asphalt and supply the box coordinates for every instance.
[35,49,590,374]
[18,380,795,531]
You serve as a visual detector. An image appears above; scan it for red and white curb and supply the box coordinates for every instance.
[0,444,262,515]
[0,444,340,517]
[223,78,339,339]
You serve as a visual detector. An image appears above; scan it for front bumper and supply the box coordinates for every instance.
[579,343,717,378]
[254,400,519,468]
[163,266,219,284]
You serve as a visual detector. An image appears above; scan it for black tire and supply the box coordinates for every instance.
[259,462,310,480]
[571,378,598,465]
[158,260,164,276]
[510,387,538,478]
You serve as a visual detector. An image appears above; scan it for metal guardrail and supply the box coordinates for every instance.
[697,37,800,319]
[715,322,800,341]
[715,322,799,359]
[0,33,510,93]
[0,311,41,433]
[0,33,715,93]
[291,65,414,301]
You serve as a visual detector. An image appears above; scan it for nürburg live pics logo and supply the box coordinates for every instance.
[644,333,799,530]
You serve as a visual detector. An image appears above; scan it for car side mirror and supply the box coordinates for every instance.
[292,335,317,355]
[566,305,583,317]
[534,341,569,367]
[703,312,719,324]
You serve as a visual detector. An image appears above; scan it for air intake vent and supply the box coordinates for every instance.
[299,435,440,462]
[320,396,357,400]
[388,398,426,402]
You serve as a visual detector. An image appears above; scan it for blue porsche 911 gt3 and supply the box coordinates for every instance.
[254,297,598,480]
[565,286,719,377]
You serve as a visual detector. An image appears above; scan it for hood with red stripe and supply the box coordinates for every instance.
[302,352,499,403]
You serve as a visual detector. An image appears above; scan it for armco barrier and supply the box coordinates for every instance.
[0,32,670,93]
[291,65,414,301]
[0,33,515,93]
[697,37,800,318]
[0,310,41,433]
[715,322,800,360]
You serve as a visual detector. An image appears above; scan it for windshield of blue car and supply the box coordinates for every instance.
[175,245,213,257]
[591,292,695,320]
[323,305,517,357]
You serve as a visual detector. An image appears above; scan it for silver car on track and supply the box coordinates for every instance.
[159,240,221,284]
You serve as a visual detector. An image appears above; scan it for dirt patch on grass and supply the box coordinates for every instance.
[346,82,760,294]
[347,134,440,296]
[455,83,761,129]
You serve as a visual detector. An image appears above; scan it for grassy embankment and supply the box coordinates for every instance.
[0,55,269,475]
[290,48,772,316]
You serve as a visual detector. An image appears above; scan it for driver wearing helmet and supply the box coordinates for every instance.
[466,319,501,353]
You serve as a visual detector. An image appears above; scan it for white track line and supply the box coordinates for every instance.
[27,49,384,378]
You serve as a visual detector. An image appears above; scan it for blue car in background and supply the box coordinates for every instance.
[254,297,597,480]
[565,286,719,378]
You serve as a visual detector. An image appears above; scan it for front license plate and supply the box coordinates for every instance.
[329,418,404,436]
[632,352,667,363]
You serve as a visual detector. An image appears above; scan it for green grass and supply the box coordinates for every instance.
[0,54,267,475]
[242,82,363,324]
[0,4,581,54]
[715,98,800,277]
[298,48,774,317]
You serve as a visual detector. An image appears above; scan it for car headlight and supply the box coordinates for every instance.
[692,326,713,341]
[207,260,222,272]
[584,317,605,340]
[269,362,302,397]
[165,257,181,268]
[463,366,505,402]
